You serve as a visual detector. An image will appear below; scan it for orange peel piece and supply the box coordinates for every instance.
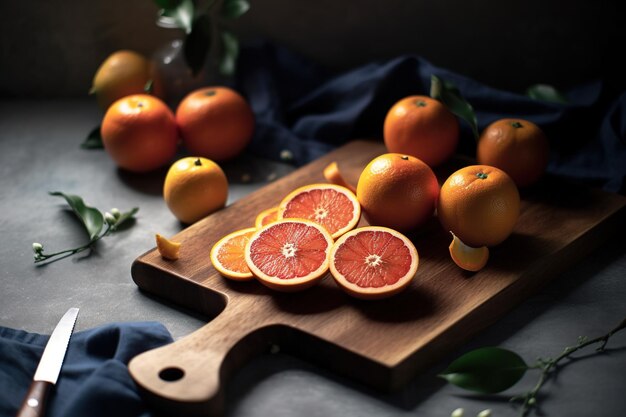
[449,232,489,272]
[156,233,181,260]
[323,161,357,194]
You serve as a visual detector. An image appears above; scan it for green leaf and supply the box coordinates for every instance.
[144,79,154,94]
[158,0,194,33]
[153,0,181,9]
[81,125,103,149]
[526,84,569,104]
[221,0,250,19]
[219,31,239,76]
[184,14,212,76]
[49,192,104,241]
[111,207,139,231]
[439,347,528,393]
[430,74,479,141]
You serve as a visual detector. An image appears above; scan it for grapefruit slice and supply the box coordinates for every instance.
[210,227,257,280]
[155,233,181,260]
[449,232,489,272]
[254,206,279,229]
[244,219,334,292]
[278,183,361,239]
[323,161,357,194]
[329,226,419,299]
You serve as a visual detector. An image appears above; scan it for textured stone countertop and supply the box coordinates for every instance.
[1,99,625,417]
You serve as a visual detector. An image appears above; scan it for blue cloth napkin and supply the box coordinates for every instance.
[0,322,172,417]
[238,41,626,194]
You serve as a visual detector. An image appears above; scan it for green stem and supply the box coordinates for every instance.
[34,224,113,264]
[515,317,626,416]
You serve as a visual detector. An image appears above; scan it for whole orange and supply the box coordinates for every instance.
[477,118,550,187]
[437,165,520,247]
[176,87,255,161]
[356,153,439,232]
[383,95,459,167]
[163,157,228,224]
[90,50,163,111]
[101,94,178,173]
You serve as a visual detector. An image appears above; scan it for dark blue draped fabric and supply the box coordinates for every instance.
[0,323,172,417]
[237,42,625,193]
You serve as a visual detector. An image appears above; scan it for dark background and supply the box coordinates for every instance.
[1,0,623,98]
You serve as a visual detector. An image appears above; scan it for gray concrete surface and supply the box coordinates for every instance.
[1,99,625,416]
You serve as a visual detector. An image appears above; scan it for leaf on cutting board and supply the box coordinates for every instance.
[81,125,103,149]
[430,74,479,141]
[49,192,104,241]
[439,347,528,393]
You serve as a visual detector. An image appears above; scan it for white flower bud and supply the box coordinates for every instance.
[477,409,492,417]
[110,208,121,219]
[451,408,465,417]
[32,242,43,253]
[104,212,116,225]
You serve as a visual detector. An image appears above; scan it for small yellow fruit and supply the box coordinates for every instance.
[156,234,181,260]
[163,157,228,224]
[91,50,162,110]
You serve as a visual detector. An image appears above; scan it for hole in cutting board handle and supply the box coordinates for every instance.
[159,367,185,382]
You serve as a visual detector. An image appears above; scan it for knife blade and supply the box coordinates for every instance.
[16,307,79,417]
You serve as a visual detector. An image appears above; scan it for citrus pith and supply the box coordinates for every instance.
[329,226,419,299]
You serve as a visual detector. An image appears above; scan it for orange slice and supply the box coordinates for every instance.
[210,227,257,280]
[244,219,334,292]
[254,206,279,229]
[329,226,418,299]
[323,161,357,194]
[449,232,489,272]
[278,183,361,239]
[155,233,181,260]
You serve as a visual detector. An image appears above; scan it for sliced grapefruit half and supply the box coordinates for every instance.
[210,227,257,280]
[329,226,419,299]
[278,183,360,239]
[244,219,334,292]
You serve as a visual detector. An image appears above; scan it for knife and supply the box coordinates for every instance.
[16,307,79,417]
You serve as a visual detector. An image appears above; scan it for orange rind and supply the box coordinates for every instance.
[329,226,419,299]
[323,161,357,194]
[210,227,257,281]
[448,232,489,272]
[155,233,181,260]
[254,206,279,229]
[244,219,334,292]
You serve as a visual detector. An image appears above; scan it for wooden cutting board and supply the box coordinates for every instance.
[129,139,626,416]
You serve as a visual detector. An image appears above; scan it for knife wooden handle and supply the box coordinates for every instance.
[129,303,275,417]
[16,380,52,417]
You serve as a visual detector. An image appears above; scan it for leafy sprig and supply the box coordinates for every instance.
[154,0,250,76]
[32,192,138,264]
[440,317,626,416]
[430,75,479,141]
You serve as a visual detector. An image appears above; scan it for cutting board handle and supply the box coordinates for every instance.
[129,303,274,416]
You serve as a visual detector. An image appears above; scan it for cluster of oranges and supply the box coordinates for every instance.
[91,50,256,224]
[327,91,551,272]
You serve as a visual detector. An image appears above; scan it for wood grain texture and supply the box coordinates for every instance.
[128,140,626,416]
